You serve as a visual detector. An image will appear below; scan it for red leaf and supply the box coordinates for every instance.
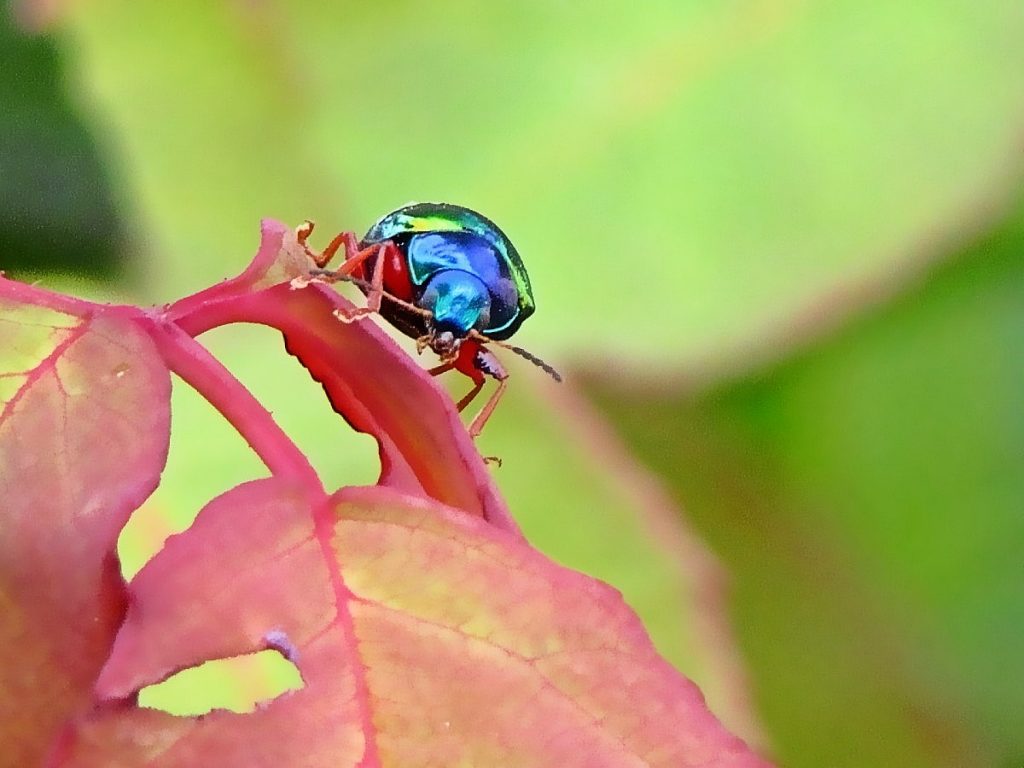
[0,284,170,765]
[55,479,766,767]
[1,220,765,765]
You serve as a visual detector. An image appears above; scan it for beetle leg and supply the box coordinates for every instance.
[428,361,456,376]
[299,225,434,326]
[332,242,388,323]
[454,344,509,439]
[306,236,435,326]
[312,235,377,283]
[300,225,381,284]
[295,220,317,254]
[297,222,359,270]
[452,343,487,412]
[467,376,507,438]
[456,376,486,413]
[364,243,388,312]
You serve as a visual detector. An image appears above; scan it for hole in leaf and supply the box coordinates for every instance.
[138,648,303,716]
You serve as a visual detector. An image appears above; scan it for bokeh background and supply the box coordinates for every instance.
[3,1,1023,766]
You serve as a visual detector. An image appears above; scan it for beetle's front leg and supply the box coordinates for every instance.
[466,373,508,439]
[453,344,509,439]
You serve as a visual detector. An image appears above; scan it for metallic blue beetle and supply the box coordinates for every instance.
[299,203,558,438]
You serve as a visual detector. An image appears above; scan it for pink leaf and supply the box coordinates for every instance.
[0,220,766,765]
[55,479,766,767]
[0,284,170,765]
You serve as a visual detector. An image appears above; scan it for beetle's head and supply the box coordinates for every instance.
[428,328,461,360]
[419,270,491,360]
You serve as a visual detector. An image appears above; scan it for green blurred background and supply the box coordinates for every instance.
[2,1,1023,765]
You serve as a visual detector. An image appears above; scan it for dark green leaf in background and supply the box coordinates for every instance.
[0,8,122,277]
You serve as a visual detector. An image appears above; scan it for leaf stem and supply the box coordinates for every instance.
[143,317,322,495]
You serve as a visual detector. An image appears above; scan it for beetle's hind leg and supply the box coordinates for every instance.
[298,223,391,324]
[297,221,381,293]
[299,223,435,326]
[296,221,358,269]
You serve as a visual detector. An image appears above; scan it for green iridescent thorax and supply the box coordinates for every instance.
[363,202,535,324]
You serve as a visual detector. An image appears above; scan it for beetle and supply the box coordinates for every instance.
[297,202,560,438]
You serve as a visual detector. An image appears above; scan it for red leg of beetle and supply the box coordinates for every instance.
[301,226,434,324]
[297,222,357,269]
[362,243,389,314]
[429,342,508,440]
[452,343,509,438]
[456,377,486,413]
[333,234,377,280]
[453,344,487,413]
[428,361,456,376]
[298,223,381,281]
[324,239,378,284]
[333,242,388,323]
[452,342,485,400]
[466,376,507,438]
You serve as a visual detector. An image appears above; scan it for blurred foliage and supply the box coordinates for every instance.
[2,0,1023,764]
[0,7,121,277]
[588,191,1024,767]
[55,0,1024,366]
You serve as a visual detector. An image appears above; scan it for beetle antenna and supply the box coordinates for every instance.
[470,331,562,383]
[312,266,561,383]
[507,344,563,382]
